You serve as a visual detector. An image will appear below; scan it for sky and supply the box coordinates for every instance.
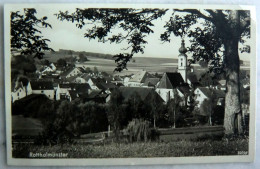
[10,5,252,61]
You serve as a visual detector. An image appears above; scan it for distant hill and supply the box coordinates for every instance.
[43,49,114,62]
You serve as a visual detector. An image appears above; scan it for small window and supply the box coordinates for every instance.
[41,90,44,93]
[17,93,19,96]
[181,62,183,66]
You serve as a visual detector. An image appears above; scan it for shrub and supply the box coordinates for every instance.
[125,119,160,142]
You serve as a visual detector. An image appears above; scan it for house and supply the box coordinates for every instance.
[56,83,72,100]
[119,87,164,103]
[141,78,160,88]
[29,81,55,100]
[56,83,91,101]
[111,76,124,85]
[65,90,79,102]
[60,66,85,79]
[216,79,226,91]
[75,74,91,83]
[49,63,56,71]
[42,66,54,74]
[156,72,185,102]
[194,87,225,107]
[41,63,57,74]
[11,81,27,103]
[126,71,155,87]
[83,89,110,103]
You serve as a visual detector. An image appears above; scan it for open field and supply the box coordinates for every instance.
[12,138,248,158]
[12,115,43,136]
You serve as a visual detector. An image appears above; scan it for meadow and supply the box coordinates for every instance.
[13,137,248,158]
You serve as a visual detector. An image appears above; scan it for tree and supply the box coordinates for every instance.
[148,90,164,128]
[93,66,99,74]
[11,8,53,59]
[161,9,249,135]
[56,58,67,67]
[56,8,167,71]
[127,92,145,119]
[12,55,36,75]
[78,102,108,134]
[78,53,89,62]
[107,88,125,140]
[199,90,217,126]
[167,89,182,128]
[56,8,250,135]
[42,59,50,66]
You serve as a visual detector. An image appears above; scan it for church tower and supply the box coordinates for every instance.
[178,39,187,83]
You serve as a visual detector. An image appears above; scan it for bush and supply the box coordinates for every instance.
[125,119,160,142]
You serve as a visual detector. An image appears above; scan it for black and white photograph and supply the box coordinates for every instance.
[4,3,256,166]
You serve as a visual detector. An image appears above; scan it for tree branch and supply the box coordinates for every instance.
[174,9,214,22]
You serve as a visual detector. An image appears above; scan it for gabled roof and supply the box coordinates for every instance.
[119,87,154,101]
[197,87,225,98]
[79,73,91,81]
[71,83,91,94]
[59,83,91,93]
[177,85,190,95]
[12,81,24,92]
[68,90,79,100]
[143,78,160,87]
[129,71,154,83]
[59,83,72,89]
[30,81,53,90]
[60,66,84,77]
[96,82,116,90]
[88,90,102,98]
[157,72,184,89]
[197,87,212,98]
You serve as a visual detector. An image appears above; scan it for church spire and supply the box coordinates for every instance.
[178,39,187,83]
[179,39,187,56]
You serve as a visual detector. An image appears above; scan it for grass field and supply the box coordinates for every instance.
[12,115,43,136]
[12,138,248,158]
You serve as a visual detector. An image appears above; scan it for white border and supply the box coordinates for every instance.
[4,3,256,166]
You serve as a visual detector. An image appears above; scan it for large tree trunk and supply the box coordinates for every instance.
[223,11,243,136]
[223,38,243,136]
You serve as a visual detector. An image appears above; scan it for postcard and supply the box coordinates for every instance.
[4,3,256,166]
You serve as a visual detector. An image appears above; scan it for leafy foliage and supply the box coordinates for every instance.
[56,8,167,71]
[161,9,250,76]
[11,8,53,59]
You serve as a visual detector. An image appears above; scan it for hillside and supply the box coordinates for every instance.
[43,49,114,62]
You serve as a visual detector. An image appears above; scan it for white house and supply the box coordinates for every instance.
[11,82,27,103]
[29,81,55,100]
[60,67,85,79]
[42,66,54,74]
[56,83,91,101]
[126,71,154,87]
[56,83,72,100]
[194,87,225,107]
[156,72,185,102]
[49,63,56,71]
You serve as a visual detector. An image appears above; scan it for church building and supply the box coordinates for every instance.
[156,40,191,103]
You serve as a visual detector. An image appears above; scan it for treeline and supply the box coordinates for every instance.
[50,49,114,60]
[12,88,225,145]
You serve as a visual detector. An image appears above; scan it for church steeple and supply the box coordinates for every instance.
[179,39,187,55]
[178,39,187,82]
